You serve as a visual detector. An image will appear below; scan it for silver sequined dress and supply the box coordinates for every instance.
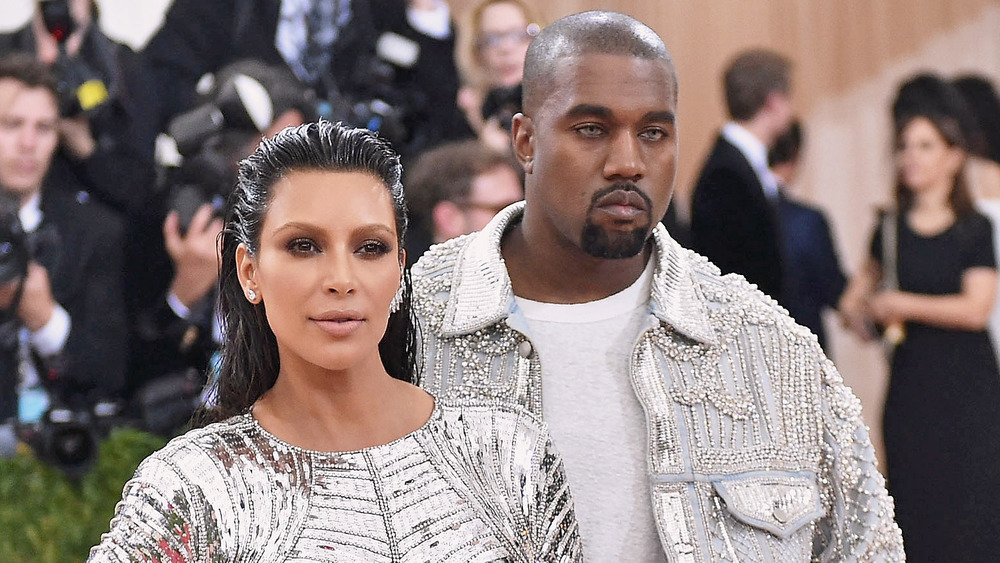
[88,401,582,562]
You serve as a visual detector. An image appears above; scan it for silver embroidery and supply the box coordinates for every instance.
[411,202,905,562]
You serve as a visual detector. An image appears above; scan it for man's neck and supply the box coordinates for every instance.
[500,221,652,304]
[733,117,774,149]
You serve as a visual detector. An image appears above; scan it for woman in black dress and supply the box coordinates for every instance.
[839,106,1000,561]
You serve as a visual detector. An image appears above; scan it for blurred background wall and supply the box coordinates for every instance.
[3,0,998,462]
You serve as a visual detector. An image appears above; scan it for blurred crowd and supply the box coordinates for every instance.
[1,4,1000,556]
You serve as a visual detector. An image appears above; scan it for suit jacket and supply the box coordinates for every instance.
[777,194,846,350]
[39,188,128,406]
[690,134,783,298]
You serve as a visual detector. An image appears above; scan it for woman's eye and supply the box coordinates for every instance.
[358,240,391,256]
[287,239,319,254]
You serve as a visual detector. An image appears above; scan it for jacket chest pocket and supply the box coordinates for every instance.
[710,473,824,561]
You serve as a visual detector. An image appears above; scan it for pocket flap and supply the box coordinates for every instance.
[713,474,824,539]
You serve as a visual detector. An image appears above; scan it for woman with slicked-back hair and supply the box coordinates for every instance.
[89,121,581,562]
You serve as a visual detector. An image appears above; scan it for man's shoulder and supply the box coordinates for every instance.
[680,246,813,340]
[412,234,472,282]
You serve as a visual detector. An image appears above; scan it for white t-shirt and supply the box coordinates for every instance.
[515,260,666,562]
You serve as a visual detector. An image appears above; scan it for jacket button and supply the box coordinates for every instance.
[517,341,533,358]
[773,506,790,523]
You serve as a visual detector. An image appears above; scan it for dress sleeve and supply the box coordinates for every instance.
[813,357,906,561]
[87,454,219,562]
[506,410,583,562]
[963,214,998,270]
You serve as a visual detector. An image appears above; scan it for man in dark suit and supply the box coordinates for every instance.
[690,49,794,299]
[0,54,127,425]
[769,120,846,351]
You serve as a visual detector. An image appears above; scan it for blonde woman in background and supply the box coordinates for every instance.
[454,0,542,151]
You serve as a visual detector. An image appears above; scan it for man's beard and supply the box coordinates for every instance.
[580,183,653,259]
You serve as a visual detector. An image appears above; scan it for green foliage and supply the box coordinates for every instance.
[0,427,167,563]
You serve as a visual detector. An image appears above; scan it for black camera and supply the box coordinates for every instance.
[39,0,110,117]
[0,191,30,286]
[19,402,101,479]
[164,61,290,232]
[481,84,522,132]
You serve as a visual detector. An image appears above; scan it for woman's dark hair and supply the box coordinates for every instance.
[195,121,416,425]
[953,74,1000,165]
[893,112,973,217]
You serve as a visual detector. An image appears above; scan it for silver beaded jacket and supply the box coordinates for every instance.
[411,203,905,562]
[88,400,583,562]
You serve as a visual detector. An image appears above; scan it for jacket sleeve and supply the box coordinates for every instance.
[814,357,905,561]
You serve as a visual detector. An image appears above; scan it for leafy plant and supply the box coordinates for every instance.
[0,428,167,562]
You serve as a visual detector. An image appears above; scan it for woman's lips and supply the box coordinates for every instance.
[311,311,365,337]
[312,318,364,337]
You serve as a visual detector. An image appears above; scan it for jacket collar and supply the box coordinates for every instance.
[440,202,718,345]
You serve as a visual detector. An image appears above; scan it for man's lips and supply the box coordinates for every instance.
[593,189,649,220]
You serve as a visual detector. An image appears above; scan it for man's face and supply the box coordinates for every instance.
[461,164,523,232]
[0,79,59,199]
[512,53,678,259]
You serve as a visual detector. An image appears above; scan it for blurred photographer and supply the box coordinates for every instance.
[0,53,127,465]
[127,59,309,435]
[0,0,159,217]
[144,1,393,143]
[370,0,474,161]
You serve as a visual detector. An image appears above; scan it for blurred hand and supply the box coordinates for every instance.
[868,290,906,326]
[59,116,96,160]
[479,117,512,153]
[164,205,224,308]
[0,263,57,331]
[838,296,877,341]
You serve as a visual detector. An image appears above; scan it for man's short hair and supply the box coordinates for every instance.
[522,10,676,114]
[0,52,59,99]
[405,140,520,221]
[724,49,792,121]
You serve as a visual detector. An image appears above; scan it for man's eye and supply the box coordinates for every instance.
[641,128,668,141]
[575,124,604,137]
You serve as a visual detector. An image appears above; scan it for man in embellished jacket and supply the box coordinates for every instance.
[410,10,905,562]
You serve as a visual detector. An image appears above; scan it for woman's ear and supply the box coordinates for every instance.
[235,243,258,301]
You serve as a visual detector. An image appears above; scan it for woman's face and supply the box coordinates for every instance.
[237,169,401,376]
[896,116,964,194]
[477,1,532,88]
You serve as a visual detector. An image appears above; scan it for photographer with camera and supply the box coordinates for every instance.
[127,59,310,435]
[0,53,128,470]
[0,0,159,217]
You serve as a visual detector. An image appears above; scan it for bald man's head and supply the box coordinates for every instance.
[521,10,676,114]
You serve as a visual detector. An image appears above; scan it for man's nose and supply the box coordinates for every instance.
[604,131,645,181]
